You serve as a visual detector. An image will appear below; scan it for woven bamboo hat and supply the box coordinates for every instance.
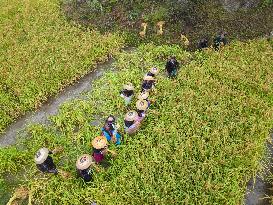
[125,110,138,121]
[34,147,49,165]
[123,83,134,91]
[143,76,155,81]
[76,154,94,170]
[136,100,148,111]
[137,92,149,100]
[92,136,108,149]
[150,67,159,75]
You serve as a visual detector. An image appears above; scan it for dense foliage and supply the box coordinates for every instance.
[0,39,272,204]
[63,0,273,48]
[0,0,124,133]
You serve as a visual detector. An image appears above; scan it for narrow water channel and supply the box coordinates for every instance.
[0,58,115,147]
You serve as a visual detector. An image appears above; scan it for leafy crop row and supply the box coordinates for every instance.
[0,39,272,204]
[0,0,124,133]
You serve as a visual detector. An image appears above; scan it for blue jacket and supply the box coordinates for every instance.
[101,128,121,145]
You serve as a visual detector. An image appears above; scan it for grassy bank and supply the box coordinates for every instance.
[0,0,124,133]
[63,0,273,48]
[0,39,272,204]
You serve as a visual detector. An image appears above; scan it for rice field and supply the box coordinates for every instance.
[0,0,124,133]
[0,39,272,204]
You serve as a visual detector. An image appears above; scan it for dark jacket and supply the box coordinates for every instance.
[124,120,134,128]
[36,155,56,173]
[198,39,208,49]
[146,71,155,77]
[165,59,179,73]
[142,80,154,90]
[213,35,227,49]
[120,89,134,97]
[77,168,93,182]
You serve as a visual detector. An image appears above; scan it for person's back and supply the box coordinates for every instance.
[101,126,121,145]
[124,111,141,134]
[76,154,94,182]
[213,32,227,50]
[165,57,179,78]
[35,148,58,174]
[198,38,208,50]
[142,80,153,90]
[120,83,134,106]
[36,156,56,172]
[77,168,93,182]
[141,76,156,92]
[101,115,121,145]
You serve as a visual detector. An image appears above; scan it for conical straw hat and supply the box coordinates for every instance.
[34,147,49,164]
[125,110,137,121]
[92,136,108,149]
[136,100,148,111]
[150,67,159,75]
[123,83,134,91]
[76,154,94,170]
[137,92,149,100]
[143,76,155,81]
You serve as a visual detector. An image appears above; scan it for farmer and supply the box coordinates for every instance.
[198,38,209,50]
[91,136,116,163]
[145,67,159,78]
[101,115,122,145]
[165,56,180,78]
[137,92,151,108]
[124,110,141,134]
[141,76,156,92]
[120,83,134,106]
[76,154,95,182]
[34,147,58,175]
[136,99,149,122]
[213,31,228,50]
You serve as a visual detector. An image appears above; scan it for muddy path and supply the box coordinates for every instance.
[245,134,273,205]
[0,47,135,147]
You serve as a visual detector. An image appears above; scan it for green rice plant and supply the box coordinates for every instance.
[0,39,272,204]
[0,0,125,133]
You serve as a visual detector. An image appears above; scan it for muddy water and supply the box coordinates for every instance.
[245,134,273,205]
[0,59,116,147]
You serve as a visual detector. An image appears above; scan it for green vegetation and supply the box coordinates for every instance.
[1,0,273,204]
[63,0,273,47]
[0,0,124,133]
[0,39,272,204]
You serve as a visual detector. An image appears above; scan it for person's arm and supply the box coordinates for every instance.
[51,147,64,154]
[107,149,117,157]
